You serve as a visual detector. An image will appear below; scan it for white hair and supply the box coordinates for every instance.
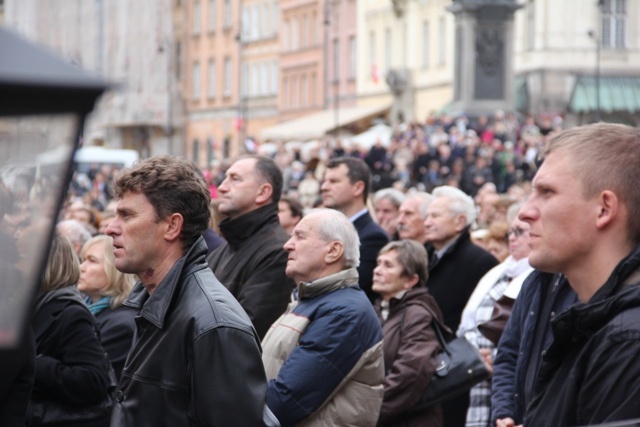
[406,192,434,219]
[373,188,406,209]
[307,208,360,268]
[56,219,92,247]
[432,185,477,226]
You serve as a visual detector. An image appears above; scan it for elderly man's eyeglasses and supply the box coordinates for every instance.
[508,227,527,238]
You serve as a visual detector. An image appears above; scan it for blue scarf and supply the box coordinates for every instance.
[85,295,111,316]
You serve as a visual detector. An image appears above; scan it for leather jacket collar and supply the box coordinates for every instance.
[124,237,208,329]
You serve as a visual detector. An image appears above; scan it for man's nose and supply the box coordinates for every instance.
[218,179,230,192]
[105,218,119,236]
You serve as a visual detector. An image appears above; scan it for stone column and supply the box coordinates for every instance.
[448,0,522,117]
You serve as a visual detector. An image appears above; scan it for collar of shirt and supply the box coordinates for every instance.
[349,208,368,223]
[436,238,456,259]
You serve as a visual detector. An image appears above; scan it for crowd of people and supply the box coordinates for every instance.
[2,114,640,427]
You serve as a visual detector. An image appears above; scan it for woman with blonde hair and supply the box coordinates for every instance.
[30,235,112,427]
[79,235,137,380]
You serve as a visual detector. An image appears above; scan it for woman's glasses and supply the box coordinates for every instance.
[508,227,527,238]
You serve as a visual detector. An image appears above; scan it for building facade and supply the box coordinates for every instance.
[356,0,455,124]
[5,0,638,162]
[514,0,640,126]
[4,0,182,156]
[240,0,280,143]
[183,0,244,166]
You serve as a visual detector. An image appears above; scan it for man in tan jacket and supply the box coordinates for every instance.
[262,208,384,426]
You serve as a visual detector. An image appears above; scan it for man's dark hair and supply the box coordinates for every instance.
[113,156,211,250]
[326,157,371,203]
[280,196,304,219]
[242,155,283,203]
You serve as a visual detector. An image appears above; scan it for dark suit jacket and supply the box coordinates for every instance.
[353,211,390,303]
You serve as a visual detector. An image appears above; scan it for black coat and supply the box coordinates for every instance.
[426,229,499,332]
[206,203,294,338]
[426,229,498,427]
[0,327,35,427]
[111,238,268,426]
[354,211,390,303]
[94,306,136,381]
[30,287,111,426]
[525,245,640,426]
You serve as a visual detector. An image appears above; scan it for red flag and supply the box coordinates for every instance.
[371,64,380,84]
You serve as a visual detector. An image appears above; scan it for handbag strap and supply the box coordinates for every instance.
[397,300,452,356]
[428,314,452,356]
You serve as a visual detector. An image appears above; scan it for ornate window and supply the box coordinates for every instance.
[601,0,626,49]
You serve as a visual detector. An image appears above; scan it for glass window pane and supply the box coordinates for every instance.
[0,114,79,347]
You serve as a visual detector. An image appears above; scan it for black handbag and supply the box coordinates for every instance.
[408,316,491,413]
[477,294,516,346]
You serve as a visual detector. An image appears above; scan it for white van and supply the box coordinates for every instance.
[74,146,139,173]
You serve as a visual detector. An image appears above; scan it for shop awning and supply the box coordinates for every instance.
[569,76,640,114]
[259,103,391,141]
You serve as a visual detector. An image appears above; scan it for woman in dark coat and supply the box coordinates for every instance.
[373,240,446,427]
[79,235,136,380]
[30,235,112,427]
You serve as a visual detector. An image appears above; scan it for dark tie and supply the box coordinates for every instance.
[429,252,439,270]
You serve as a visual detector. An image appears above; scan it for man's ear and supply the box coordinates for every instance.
[256,183,274,205]
[164,213,184,242]
[325,240,345,265]
[454,214,467,232]
[596,190,619,229]
[404,273,419,289]
[353,180,365,199]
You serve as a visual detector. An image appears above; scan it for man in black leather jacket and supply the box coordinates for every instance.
[106,156,268,426]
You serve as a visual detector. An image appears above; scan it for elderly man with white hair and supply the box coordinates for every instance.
[372,187,406,240]
[262,208,384,427]
[56,219,93,258]
[396,191,434,244]
[423,185,499,427]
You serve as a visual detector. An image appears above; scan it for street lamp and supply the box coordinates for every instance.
[0,27,107,348]
[323,0,340,139]
[588,0,605,122]
[236,0,247,152]
[587,29,601,122]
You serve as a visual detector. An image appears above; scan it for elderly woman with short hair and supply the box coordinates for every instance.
[79,235,137,380]
[373,239,447,427]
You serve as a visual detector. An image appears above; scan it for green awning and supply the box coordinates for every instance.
[569,76,640,114]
